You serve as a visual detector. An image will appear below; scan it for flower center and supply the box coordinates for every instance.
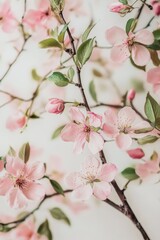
[15,177,27,189]
[83,125,91,133]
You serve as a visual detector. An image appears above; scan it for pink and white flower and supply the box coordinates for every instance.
[65,156,117,201]
[106,27,154,66]
[0,0,18,32]
[0,156,45,208]
[61,107,104,154]
[103,107,150,150]
[6,111,26,131]
[147,67,160,94]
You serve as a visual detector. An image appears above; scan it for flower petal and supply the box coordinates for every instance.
[8,188,27,208]
[116,133,132,150]
[110,45,130,63]
[72,184,93,201]
[106,27,127,45]
[61,123,80,142]
[65,172,84,189]
[132,44,150,66]
[93,181,111,200]
[69,107,85,123]
[25,162,45,180]
[118,107,136,127]
[135,30,154,45]
[88,132,104,154]
[21,182,45,201]
[0,177,13,195]
[88,112,102,128]
[73,132,86,154]
[99,163,117,182]
[81,156,101,178]
[6,156,25,177]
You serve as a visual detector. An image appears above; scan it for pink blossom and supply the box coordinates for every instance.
[127,89,136,101]
[106,27,154,66]
[103,107,150,150]
[61,107,104,154]
[45,98,65,114]
[0,156,45,208]
[0,160,4,172]
[127,148,145,159]
[6,112,26,131]
[147,67,160,93]
[0,0,18,32]
[151,0,160,15]
[135,158,160,179]
[109,2,129,13]
[65,156,117,201]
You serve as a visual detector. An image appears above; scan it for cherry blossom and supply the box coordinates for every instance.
[0,156,45,208]
[0,0,18,32]
[61,107,104,154]
[6,111,26,131]
[65,156,117,200]
[106,27,154,66]
[103,107,150,150]
[147,67,160,94]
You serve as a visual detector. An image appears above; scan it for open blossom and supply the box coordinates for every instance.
[6,112,26,131]
[147,67,160,93]
[103,107,150,150]
[0,156,45,208]
[151,0,160,15]
[45,98,65,114]
[135,157,160,179]
[65,156,117,201]
[61,107,104,154]
[106,27,154,66]
[0,0,18,32]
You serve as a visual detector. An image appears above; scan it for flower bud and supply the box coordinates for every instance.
[6,112,26,131]
[109,2,128,13]
[46,98,65,114]
[127,148,145,159]
[127,89,136,101]
[151,0,160,15]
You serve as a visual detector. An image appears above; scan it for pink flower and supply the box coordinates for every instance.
[151,0,160,15]
[6,112,26,131]
[147,67,160,93]
[0,0,18,32]
[103,107,150,150]
[135,158,160,179]
[106,27,154,66]
[45,98,65,114]
[109,2,129,13]
[65,156,117,200]
[0,160,4,172]
[0,156,45,208]
[127,89,136,101]
[127,148,145,159]
[61,107,104,154]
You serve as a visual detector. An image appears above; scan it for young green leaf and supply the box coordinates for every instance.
[51,125,65,139]
[8,146,16,157]
[134,127,153,134]
[50,208,71,226]
[39,38,62,49]
[58,24,68,43]
[119,0,128,4]
[82,23,96,42]
[48,72,69,87]
[126,18,137,34]
[121,167,139,180]
[137,135,159,145]
[67,67,75,81]
[19,143,30,163]
[49,179,64,196]
[153,29,160,40]
[31,69,42,81]
[77,38,95,66]
[89,80,97,102]
[38,220,52,240]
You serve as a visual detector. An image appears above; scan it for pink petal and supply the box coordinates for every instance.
[0,177,13,195]
[118,107,136,127]
[88,132,104,154]
[103,123,118,138]
[103,109,118,137]
[147,67,160,84]
[106,27,127,45]
[93,181,111,200]
[73,132,86,154]
[135,30,154,45]
[8,188,27,208]
[61,123,80,142]
[81,156,101,178]
[88,112,102,128]
[116,133,132,150]
[25,162,45,180]
[21,182,45,201]
[110,45,130,63]
[6,156,25,177]
[72,184,93,201]
[131,44,150,66]
[99,163,117,182]
[104,108,118,124]
[69,107,85,123]
[127,148,145,159]
[65,172,83,189]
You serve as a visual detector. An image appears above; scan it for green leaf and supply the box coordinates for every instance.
[82,23,96,42]
[67,67,75,81]
[119,0,128,4]
[150,151,158,161]
[38,220,52,240]
[137,135,159,145]
[148,40,160,50]
[58,24,68,43]
[121,167,139,180]
[134,127,153,134]
[126,18,137,34]
[31,69,42,81]
[48,72,69,87]
[49,179,64,196]
[18,143,30,163]
[39,38,62,49]
[8,146,16,157]
[50,208,71,226]
[0,225,13,233]
[145,93,160,129]
[89,80,97,102]
[50,0,65,12]
[51,125,65,139]
[77,38,95,66]
[92,69,103,78]
[153,29,160,40]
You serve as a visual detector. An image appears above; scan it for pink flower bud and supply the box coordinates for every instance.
[127,148,145,159]
[109,2,128,13]
[6,112,26,131]
[127,89,136,101]
[151,0,160,15]
[46,98,65,114]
